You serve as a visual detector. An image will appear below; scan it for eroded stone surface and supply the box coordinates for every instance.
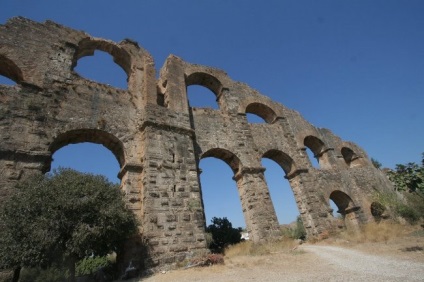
[0,17,395,274]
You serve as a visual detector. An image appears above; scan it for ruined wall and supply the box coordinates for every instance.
[0,17,394,274]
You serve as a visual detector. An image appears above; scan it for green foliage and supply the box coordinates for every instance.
[371,158,382,169]
[396,204,420,223]
[19,266,67,282]
[206,217,242,252]
[373,191,422,223]
[281,216,306,240]
[0,168,137,277]
[75,256,111,276]
[386,153,424,193]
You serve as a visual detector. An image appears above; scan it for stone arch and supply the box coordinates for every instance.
[341,147,364,168]
[245,102,277,124]
[48,129,125,171]
[329,190,360,230]
[200,148,241,174]
[0,54,23,83]
[72,38,131,84]
[304,135,331,169]
[329,190,356,215]
[262,149,297,177]
[186,72,223,98]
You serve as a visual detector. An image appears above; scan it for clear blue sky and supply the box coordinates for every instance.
[1,0,423,228]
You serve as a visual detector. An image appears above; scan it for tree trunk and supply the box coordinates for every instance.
[12,267,21,282]
[67,257,76,282]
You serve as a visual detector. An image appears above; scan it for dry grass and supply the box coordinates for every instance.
[334,221,415,244]
[224,237,299,258]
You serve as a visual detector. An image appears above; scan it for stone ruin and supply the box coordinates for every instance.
[0,17,394,274]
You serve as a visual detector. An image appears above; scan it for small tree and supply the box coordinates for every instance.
[206,217,242,252]
[371,158,382,169]
[386,155,424,193]
[0,168,137,282]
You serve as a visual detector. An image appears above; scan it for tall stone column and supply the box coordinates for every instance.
[135,110,209,271]
[233,167,281,242]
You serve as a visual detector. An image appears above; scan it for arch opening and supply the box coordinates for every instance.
[329,190,360,221]
[304,136,329,169]
[329,190,361,230]
[262,149,296,176]
[0,75,16,86]
[73,49,128,89]
[48,129,125,171]
[245,103,277,124]
[246,113,266,123]
[201,148,241,175]
[50,142,121,184]
[187,85,219,109]
[186,72,222,96]
[186,72,222,110]
[305,148,319,168]
[329,199,340,218]
[0,55,23,84]
[341,147,362,168]
[261,158,300,225]
[199,157,246,229]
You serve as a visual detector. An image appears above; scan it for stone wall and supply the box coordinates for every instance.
[0,17,395,274]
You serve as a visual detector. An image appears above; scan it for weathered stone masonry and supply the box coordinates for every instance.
[0,17,395,272]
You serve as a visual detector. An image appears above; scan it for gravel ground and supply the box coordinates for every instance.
[135,238,424,282]
[301,245,424,281]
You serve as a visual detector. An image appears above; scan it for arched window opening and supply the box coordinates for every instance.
[49,129,125,169]
[246,113,267,123]
[0,75,16,86]
[329,199,340,218]
[262,158,300,225]
[304,136,330,169]
[0,55,23,85]
[305,148,319,168]
[245,103,277,124]
[329,190,361,230]
[187,85,219,109]
[341,147,363,168]
[262,149,296,176]
[73,50,128,89]
[50,142,120,184]
[329,190,358,218]
[199,157,245,229]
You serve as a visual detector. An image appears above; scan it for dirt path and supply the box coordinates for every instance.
[301,245,424,281]
[138,243,424,282]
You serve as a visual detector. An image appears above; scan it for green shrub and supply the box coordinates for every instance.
[396,204,420,223]
[76,256,112,276]
[281,216,306,240]
[19,266,67,282]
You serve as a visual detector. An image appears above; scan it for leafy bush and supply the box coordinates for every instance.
[19,266,67,282]
[206,217,242,253]
[0,169,137,281]
[396,204,420,223]
[76,256,111,276]
[281,216,306,240]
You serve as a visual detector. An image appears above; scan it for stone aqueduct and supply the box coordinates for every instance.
[0,18,394,271]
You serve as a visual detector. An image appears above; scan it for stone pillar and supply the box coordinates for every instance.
[233,167,281,242]
[137,120,209,272]
[286,171,333,238]
[116,162,146,275]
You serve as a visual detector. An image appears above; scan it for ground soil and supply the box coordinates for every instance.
[132,229,424,282]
